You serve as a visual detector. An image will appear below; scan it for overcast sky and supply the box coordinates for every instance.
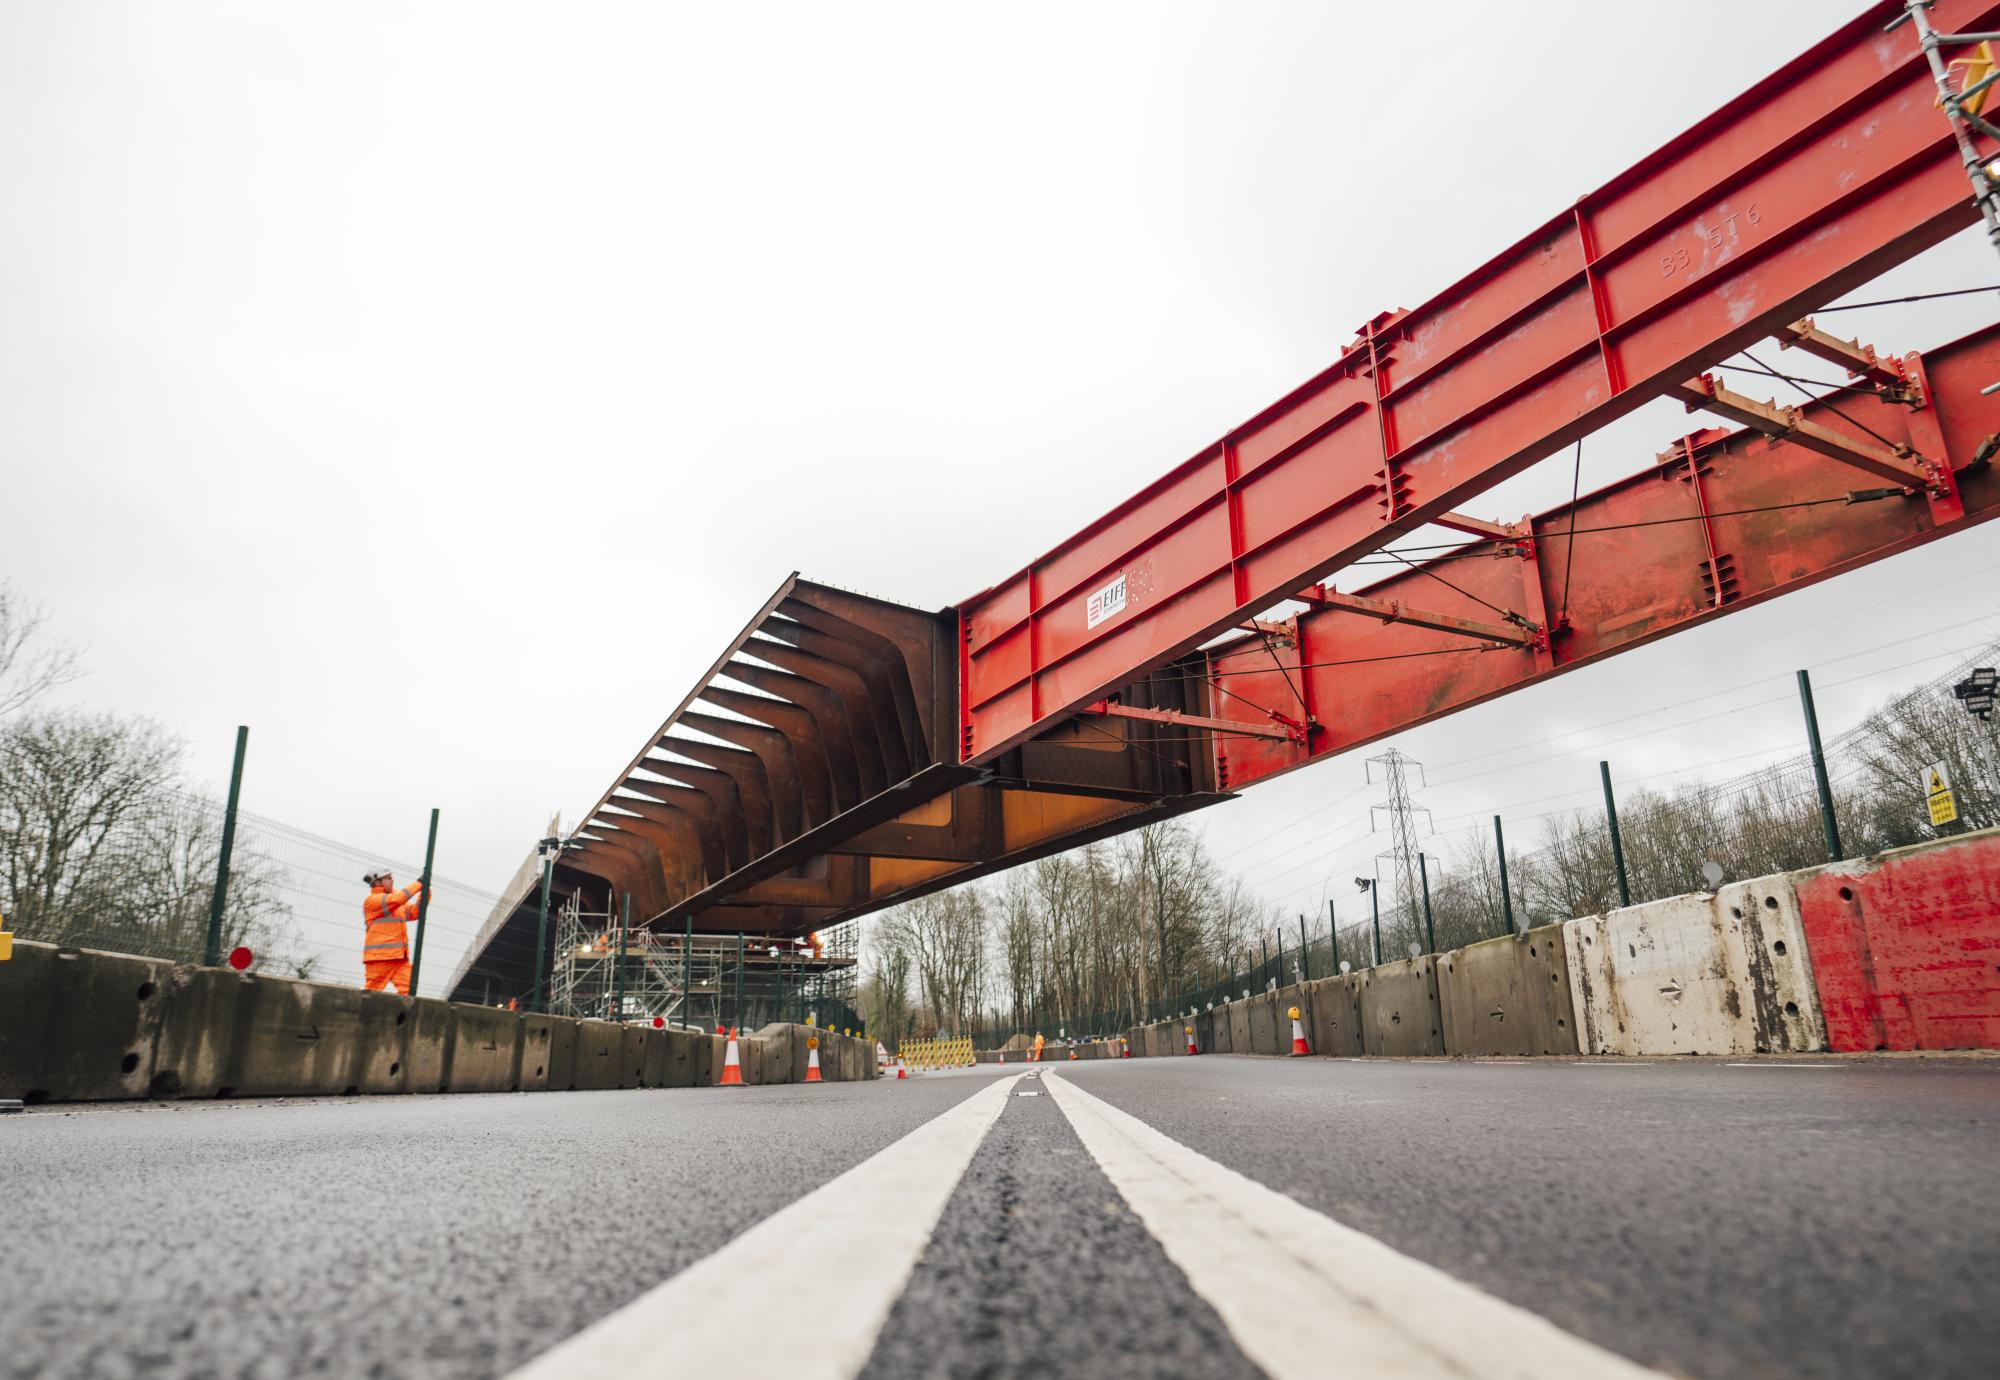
[5,2,1997,988]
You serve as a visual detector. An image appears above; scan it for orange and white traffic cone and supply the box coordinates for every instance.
[896,1056,908,1080]
[1185,1025,1199,1056]
[1068,1047,1078,1061]
[1121,1038,1132,1059]
[1288,1005,1312,1057]
[804,1035,823,1083]
[720,1027,744,1086]
[998,1052,1006,1065]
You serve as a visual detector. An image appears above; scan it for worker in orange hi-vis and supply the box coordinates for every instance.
[360,868,426,994]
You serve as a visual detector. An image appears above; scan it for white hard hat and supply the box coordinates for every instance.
[363,868,392,885]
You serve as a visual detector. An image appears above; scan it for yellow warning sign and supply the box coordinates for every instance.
[1924,760,1958,827]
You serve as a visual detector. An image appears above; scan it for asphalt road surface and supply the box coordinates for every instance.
[5,1055,1997,1379]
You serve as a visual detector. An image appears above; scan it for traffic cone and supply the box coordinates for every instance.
[1121,1037,1132,1058]
[804,1035,822,1083]
[720,1027,744,1086]
[1185,1025,1199,1056]
[896,1056,908,1080]
[999,1052,1006,1065]
[1288,1005,1312,1057]
[1068,1047,1078,1061]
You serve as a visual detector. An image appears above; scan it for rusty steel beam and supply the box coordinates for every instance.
[1776,316,1916,395]
[1433,511,1519,541]
[1296,586,1537,647]
[1081,700,1302,743]
[1666,373,1935,488]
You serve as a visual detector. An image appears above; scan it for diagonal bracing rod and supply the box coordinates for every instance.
[1297,586,1537,647]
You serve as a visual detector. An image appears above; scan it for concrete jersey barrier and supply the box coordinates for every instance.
[1790,828,2000,1051]
[1,940,877,1104]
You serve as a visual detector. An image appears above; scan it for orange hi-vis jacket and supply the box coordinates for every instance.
[363,881,425,964]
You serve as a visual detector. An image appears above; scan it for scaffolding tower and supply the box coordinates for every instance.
[546,894,862,1031]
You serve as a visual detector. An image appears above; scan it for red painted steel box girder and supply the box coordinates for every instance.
[957,0,2000,768]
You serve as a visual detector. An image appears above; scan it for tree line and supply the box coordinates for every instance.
[0,584,314,974]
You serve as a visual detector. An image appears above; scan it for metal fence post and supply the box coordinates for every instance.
[682,915,693,1026]
[202,725,248,966]
[735,930,745,1032]
[1600,760,1631,907]
[614,892,629,1022]
[530,853,554,1012]
[408,807,439,996]
[1494,815,1516,936]
[1298,913,1310,981]
[1369,882,1382,965]
[1418,851,1436,955]
[1327,899,1340,973]
[1797,669,1844,862]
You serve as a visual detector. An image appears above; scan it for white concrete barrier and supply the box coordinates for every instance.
[1564,877,1823,1056]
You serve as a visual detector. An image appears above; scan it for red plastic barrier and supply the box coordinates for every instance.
[1794,830,2000,1052]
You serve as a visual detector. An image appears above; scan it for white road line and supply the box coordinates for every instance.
[1042,1071,1668,1380]
[508,1071,1025,1380]
[1725,1063,1844,1069]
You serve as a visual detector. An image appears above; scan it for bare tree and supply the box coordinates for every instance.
[0,710,310,975]
[0,583,83,720]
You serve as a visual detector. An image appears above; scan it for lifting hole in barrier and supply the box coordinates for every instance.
[120,1053,139,1074]
[396,1011,407,1026]
[1784,1002,1799,1016]
[1773,940,1788,955]
[1764,896,1779,910]
[1839,886,1855,902]
[389,1062,400,1076]
[135,982,156,1002]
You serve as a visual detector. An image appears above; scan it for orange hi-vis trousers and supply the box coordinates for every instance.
[364,959,413,994]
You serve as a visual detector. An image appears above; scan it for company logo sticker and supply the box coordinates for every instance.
[1086,572,1128,629]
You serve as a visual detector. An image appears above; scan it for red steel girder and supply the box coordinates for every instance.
[1198,321,2000,791]
[956,0,2000,765]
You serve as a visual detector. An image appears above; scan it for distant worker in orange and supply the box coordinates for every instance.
[360,868,426,994]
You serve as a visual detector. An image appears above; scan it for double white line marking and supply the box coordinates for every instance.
[513,1069,1666,1379]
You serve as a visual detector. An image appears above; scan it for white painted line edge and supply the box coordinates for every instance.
[507,1071,1026,1380]
[1725,1063,1845,1068]
[1043,1070,1670,1380]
